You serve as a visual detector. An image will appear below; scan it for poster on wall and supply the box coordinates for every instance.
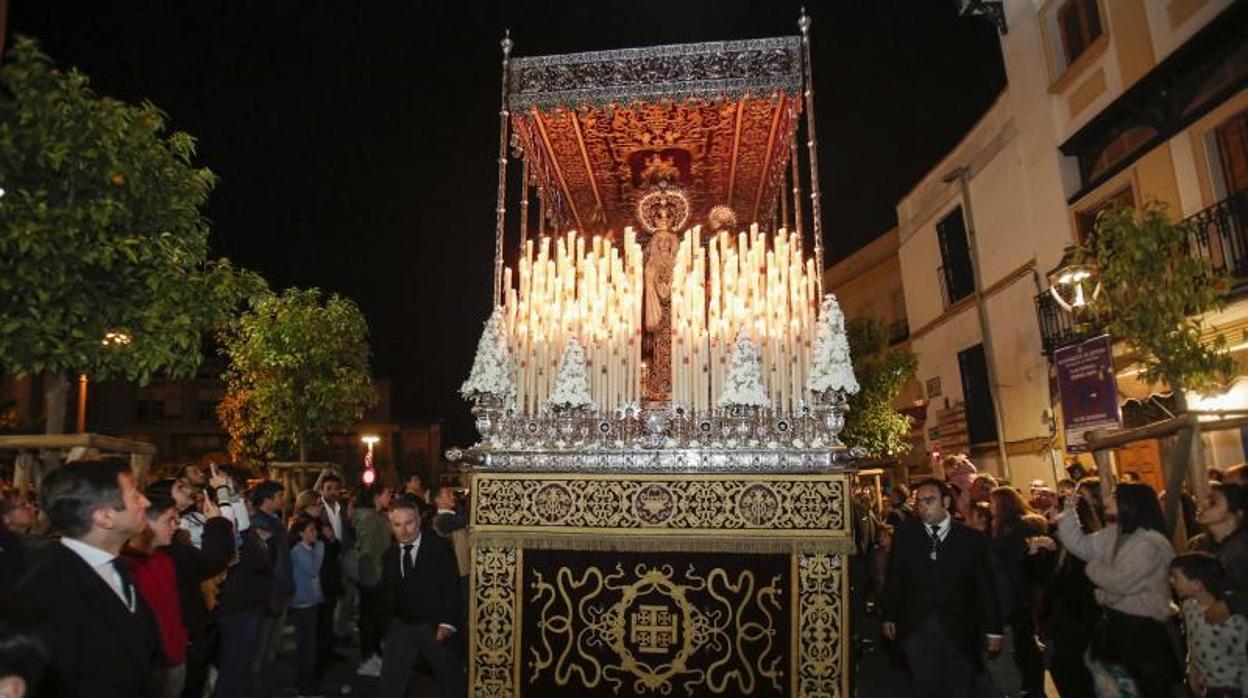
[1055,334,1121,453]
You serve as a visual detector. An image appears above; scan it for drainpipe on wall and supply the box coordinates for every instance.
[943,166,1011,480]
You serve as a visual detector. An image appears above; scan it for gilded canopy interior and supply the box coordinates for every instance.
[508,36,805,234]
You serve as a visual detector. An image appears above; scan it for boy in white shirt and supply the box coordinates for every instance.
[1170,553,1248,697]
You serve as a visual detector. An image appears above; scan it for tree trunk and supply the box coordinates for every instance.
[298,436,307,463]
[41,371,70,475]
[44,371,68,435]
[1163,388,1191,548]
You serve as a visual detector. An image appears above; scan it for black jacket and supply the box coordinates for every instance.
[1190,524,1248,617]
[379,534,459,628]
[161,516,233,634]
[216,529,274,616]
[251,509,293,601]
[17,542,160,698]
[884,517,1003,658]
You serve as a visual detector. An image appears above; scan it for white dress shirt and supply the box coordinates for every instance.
[926,514,952,542]
[323,498,344,541]
[60,537,134,611]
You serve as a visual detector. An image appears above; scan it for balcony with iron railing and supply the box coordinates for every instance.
[1186,189,1248,287]
[1035,190,1248,355]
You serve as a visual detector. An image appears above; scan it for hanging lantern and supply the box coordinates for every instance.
[1047,245,1101,312]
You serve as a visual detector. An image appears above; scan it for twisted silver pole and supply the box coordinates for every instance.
[789,132,804,242]
[492,30,513,305]
[519,157,530,242]
[798,9,825,294]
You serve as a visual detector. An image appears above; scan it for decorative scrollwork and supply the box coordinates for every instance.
[472,473,848,535]
[509,37,802,110]
[527,556,785,695]
[472,546,519,698]
[797,553,845,698]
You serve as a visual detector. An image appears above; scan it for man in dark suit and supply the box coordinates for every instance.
[883,477,1002,698]
[17,459,160,697]
[378,497,465,698]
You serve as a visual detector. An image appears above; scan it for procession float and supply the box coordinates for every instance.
[448,11,860,697]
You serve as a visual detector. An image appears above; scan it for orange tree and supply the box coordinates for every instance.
[0,38,263,433]
[219,288,376,463]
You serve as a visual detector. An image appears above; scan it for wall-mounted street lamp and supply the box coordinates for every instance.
[1047,245,1101,313]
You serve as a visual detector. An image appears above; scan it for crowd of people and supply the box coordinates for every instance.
[856,456,1248,698]
[0,459,470,698]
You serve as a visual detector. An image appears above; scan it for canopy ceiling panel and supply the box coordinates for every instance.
[508,37,804,234]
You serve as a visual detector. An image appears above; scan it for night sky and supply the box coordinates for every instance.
[7,0,1005,445]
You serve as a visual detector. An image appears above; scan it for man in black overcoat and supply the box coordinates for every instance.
[377,497,465,698]
[17,459,160,698]
[883,477,1003,698]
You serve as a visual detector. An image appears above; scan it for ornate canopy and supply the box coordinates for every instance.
[508,37,805,234]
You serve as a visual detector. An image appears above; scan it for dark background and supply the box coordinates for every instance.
[6,0,1005,445]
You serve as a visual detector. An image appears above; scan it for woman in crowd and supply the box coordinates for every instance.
[1188,482,1248,625]
[291,490,324,526]
[0,490,36,587]
[289,516,325,698]
[122,490,189,698]
[1036,478,1103,698]
[1056,482,1180,698]
[351,483,392,678]
[988,487,1048,698]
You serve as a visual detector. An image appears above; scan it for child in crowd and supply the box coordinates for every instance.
[1170,553,1248,697]
[290,516,325,698]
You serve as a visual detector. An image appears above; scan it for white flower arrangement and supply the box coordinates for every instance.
[807,294,860,396]
[548,337,595,411]
[717,332,772,409]
[459,307,515,401]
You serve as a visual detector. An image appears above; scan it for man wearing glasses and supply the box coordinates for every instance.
[882,477,1002,698]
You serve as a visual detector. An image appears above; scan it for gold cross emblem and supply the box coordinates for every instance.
[630,604,678,654]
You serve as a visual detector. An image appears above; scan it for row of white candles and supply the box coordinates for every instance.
[498,224,818,415]
[500,229,644,414]
[671,225,818,413]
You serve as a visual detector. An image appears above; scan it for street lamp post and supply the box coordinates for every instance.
[78,329,133,433]
[1046,245,1101,313]
[361,434,380,486]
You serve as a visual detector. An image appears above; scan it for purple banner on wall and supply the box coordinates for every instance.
[1055,334,1121,453]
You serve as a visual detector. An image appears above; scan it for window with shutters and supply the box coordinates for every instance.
[1057,0,1103,67]
[957,344,999,445]
[1211,110,1248,198]
[936,206,975,306]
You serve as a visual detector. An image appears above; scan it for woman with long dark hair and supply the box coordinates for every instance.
[987,487,1047,697]
[1056,482,1180,698]
[1037,477,1104,698]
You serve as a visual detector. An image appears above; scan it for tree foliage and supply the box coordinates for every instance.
[841,318,918,459]
[219,288,376,462]
[1090,201,1235,396]
[0,37,264,389]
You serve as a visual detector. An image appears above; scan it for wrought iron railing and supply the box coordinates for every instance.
[1034,191,1247,355]
[1186,190,1248,284]
[1034,290,1107,355]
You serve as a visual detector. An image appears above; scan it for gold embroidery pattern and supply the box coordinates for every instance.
[796,553,844,698]
[528,562,784,695]
[472,474,847,535]
[472,546,518,698]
